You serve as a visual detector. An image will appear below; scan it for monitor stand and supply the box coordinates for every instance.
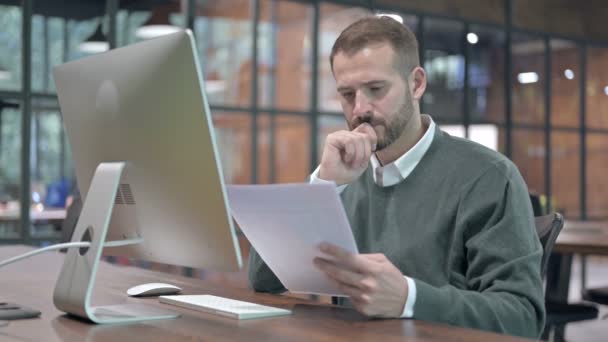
[53,162,179,324]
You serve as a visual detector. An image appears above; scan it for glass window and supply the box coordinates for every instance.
[193,0,251,108]
[259,0,313,111]
[317,4,373,113]
[423,18,465,121]
[511,33,545,126]
[32,15,62,93]
[212,112,252,184]
[0,100,21,239]
[274,115,310,183]
[259,113,311,183]
[317,114,347,164]
[468,25,505,124]
[551,39,580,128]
[29,98,73,239]
[550,131,580,219]
[512,128,546,195]
[0,5,21,91]
[587,133,608,219]
[586,47,608,130]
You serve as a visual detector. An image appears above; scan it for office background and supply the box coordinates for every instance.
[0,0,607,246]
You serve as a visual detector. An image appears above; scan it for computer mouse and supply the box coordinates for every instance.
[126,283,182,297]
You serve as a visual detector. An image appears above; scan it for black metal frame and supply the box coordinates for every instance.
[3,0,608,245]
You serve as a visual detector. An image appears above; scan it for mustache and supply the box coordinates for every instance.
[351,115,384,129]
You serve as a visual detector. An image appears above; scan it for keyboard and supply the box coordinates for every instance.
[159,295,292,320]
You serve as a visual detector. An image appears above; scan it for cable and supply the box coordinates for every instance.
[0,238,143,269]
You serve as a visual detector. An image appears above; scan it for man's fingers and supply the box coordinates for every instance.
[327,276,368,301]
[353,123,378,151]
[318,243,373,274]
[314,257,365,286]
[352,136,366,167]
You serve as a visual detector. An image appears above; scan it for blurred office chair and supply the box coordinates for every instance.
[536,213,564,278]
[539,213,599,342]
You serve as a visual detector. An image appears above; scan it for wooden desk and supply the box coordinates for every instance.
[554,220,608,256]
[0,245,531,342]
[547,220,608,302]
[0,208,66,221]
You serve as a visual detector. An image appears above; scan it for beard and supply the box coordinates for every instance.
[349,90,414,151]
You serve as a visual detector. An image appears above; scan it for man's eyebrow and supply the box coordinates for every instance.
[337,80,387,92]
[364,80,387,86]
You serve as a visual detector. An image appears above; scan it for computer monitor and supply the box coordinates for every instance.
[52,29,242,324]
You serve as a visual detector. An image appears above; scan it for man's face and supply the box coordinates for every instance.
[332,43,414,150]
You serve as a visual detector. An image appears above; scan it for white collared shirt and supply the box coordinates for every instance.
[309,114,436,318]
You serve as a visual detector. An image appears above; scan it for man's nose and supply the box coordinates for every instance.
[352,91,372,117]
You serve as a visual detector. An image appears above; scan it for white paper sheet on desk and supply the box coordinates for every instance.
[226,183,358,297]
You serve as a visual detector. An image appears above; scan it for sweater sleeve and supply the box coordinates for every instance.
[412,161,545,339]
[247,246,287,294]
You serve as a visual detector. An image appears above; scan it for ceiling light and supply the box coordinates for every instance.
[564,69,574,80]
[467,33,479,45]
[0,65,11,81]
[79,23,109,54]
[135,9,181,40]
[517,72,539,84]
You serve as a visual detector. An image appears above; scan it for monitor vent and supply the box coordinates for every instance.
[114,184,136,205]
[120,184,136,205]
[115,189,124,204]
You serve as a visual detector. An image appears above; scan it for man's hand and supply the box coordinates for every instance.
[318,123,377,185]
[314,243,408,318]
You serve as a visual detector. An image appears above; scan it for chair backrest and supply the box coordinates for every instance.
[534,212,564,278]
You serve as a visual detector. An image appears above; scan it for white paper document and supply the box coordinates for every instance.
[226,183,358,296]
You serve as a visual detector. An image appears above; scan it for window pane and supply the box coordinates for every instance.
[0,5,21,91]
[586,47,608,130]
[587,133,608,218]
[551,131,580,219]
[212,112,252,184]
[194,1,251,107]
[318,4,370,113]
[317,114,347,164]
[30,98,71,238]
[275,115,309,183]
[551,40,580,128]
[0,100,21,238]
[468,25,505,124]
[423,18,464,121]
[512,33,545,126]
[259,0,312,111]
[512,128,545,195]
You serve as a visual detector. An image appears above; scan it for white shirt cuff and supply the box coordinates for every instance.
[309,165,348,194]
[400,276,416,318]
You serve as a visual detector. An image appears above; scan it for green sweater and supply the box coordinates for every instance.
[248,126,545,339]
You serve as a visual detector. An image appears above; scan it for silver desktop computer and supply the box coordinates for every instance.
[52,30,242,324]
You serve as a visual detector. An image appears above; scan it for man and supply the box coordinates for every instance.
[248,17,545,339]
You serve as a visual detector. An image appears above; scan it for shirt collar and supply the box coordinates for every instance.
[369,115,435,187]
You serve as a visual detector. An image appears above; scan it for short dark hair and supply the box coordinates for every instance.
[330,17,420,77]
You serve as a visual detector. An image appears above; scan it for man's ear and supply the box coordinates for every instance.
[410,66,427,101]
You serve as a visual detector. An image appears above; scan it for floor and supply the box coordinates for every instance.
[562,255,608,342]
